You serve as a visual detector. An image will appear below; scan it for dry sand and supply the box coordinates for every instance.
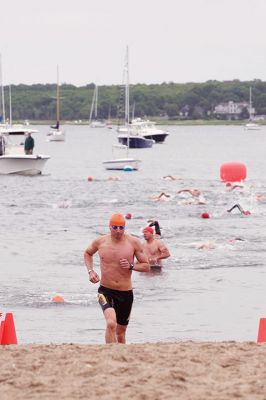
[1,342,266,400]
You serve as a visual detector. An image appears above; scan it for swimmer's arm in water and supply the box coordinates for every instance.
[84,238,100,283]
[227,204,244,214]
[148,220,161,236]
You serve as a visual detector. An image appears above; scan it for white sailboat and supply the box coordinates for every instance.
[47,66,65,141]
[103,47,141,171]
[0,137,50,175]
[245,87,260,130]
[89,84,106,128]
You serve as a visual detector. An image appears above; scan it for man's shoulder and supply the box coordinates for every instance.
[97,234,110,243]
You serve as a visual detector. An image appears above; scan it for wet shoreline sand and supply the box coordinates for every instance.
[1,341,266,400]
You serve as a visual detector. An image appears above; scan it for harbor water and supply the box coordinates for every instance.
[1,124,266,344]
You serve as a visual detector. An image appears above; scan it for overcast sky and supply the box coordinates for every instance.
[1,0,266,86]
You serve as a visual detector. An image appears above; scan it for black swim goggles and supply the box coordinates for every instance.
[111,225,125,231]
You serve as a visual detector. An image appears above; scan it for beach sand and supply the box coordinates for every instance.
[1,342,266,400]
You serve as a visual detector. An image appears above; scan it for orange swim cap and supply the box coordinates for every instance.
[109,213,126,226]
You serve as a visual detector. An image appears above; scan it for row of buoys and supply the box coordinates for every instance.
[88,162,247,184]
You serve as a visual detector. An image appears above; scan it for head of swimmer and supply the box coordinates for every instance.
[143,226,154,240]
[109,213,126,237]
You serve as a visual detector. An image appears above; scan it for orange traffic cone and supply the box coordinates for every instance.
[0,321,5,344]
[257,318,266,343]
[1,313,18,345]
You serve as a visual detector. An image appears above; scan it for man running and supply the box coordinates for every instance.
[84,213,149,344]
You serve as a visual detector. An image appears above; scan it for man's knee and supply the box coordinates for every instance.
[106,318,117,332]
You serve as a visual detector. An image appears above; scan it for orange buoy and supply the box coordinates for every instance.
[220,162,247,182]
[52,295,65,303]
[201,212,210,219]
[125,213,132,219]
[87,176,94,182]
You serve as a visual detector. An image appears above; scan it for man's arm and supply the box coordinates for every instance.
[157,241,170,260]
[84,238,100,283]
[132,238,150,272]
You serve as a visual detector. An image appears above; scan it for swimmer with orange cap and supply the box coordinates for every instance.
[142,225,170,269]
[84,213,149,344]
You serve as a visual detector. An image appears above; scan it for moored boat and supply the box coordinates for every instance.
[0,134,50,175]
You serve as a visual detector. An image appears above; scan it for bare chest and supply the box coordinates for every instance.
[144,241,160,256]
[99,241,135,264]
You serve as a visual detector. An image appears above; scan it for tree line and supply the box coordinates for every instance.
[2,80,266,122]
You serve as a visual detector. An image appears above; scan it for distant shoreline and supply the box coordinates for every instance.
[15,119,266,126]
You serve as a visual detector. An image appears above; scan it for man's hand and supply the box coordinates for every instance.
[120,258,132,269]
[89,270,100,284]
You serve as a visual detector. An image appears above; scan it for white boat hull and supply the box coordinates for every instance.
[90,121,106,128]
[245,123,261,130]
[47,130,65,141]
[102,158,140,170]
[0,155,50,175]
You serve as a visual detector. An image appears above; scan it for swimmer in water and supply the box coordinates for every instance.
[151,192,171,201]
[142,226,170,268]
[177,188,202,197]
[197,241,216,250]
[162,175,181,181]
[225,184,244,192]
[227,204,251,215]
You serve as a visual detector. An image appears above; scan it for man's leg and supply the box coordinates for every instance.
[116,324,127,344]
[103,308,117,343]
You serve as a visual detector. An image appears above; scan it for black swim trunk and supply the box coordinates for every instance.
[98,285,134,326]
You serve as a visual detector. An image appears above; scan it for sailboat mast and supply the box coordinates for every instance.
[9,85,12,125]
[124,46,130,155]
[89,85,96,123]
[56,65,60,124]
[125,46,130,126]
[95,85,98,119]
[0,54,6,124]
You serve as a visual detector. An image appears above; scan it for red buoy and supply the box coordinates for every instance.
[220,162,247,182]
[201,212,210,219]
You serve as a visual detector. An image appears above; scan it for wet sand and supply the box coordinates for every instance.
[1,341,266,399]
